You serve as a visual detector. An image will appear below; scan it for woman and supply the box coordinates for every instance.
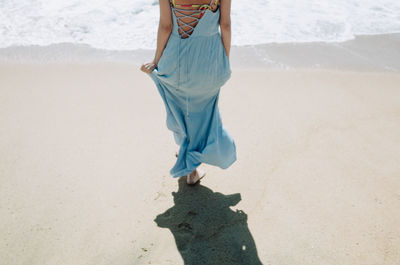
[140,0,236,185]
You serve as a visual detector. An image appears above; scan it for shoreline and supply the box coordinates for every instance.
[1,32,399,72]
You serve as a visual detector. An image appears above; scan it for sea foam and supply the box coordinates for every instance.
[1,0,400,50]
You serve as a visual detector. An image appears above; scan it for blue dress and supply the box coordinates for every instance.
[148,0,236,178]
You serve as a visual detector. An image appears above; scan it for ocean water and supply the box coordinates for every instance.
[1,0,400,50]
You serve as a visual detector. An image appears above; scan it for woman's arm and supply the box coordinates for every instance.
[153,0,173,64]
[141,0,172,74]
[219,0,231,58]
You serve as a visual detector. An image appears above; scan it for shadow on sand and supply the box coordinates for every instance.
[154,177,263,264]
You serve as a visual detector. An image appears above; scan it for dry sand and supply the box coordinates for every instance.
[0,60,400,264]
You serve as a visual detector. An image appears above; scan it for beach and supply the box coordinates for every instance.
[1,33,400,264]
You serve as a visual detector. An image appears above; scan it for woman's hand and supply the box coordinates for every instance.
[140,60,157,74]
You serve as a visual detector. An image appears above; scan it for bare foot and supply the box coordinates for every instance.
[186,168,206,185]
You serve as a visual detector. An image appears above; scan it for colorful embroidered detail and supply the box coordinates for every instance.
[170,0,219,38]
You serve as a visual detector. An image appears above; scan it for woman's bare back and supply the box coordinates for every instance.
[171,0,219,39]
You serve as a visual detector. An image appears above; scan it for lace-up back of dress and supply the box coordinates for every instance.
[170,0,219,39]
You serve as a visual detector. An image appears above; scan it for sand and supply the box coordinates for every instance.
[1,37,400,264]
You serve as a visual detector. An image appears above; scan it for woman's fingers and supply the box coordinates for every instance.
[140,62,156,74]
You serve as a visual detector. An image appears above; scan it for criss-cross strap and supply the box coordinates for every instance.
[170,0,219,38]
